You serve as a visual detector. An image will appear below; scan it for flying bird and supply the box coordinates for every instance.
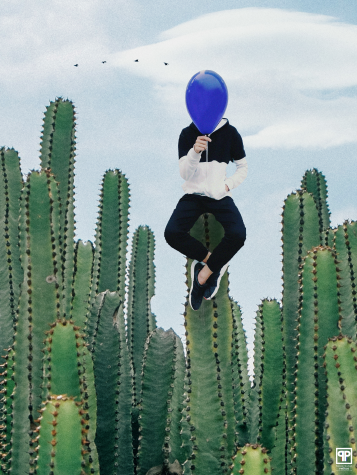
[134,59,139,62]
[164,62,169,65]
[74,64,78,67]
[102,61,106,64]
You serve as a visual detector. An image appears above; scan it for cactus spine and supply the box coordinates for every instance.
[137,328,185,475]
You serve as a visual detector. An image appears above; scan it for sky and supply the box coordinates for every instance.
[1,0,357,369]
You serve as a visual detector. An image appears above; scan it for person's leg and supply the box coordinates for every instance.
[199,196,246,281]
[164,194,210,263]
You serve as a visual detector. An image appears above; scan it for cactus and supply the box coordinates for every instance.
[71,240,94,330]
[90,290,134,475]
[137,328,185,475]
[39,97,77,319]
[91,169,130,300]
[334,220,357,338]
[182,213,250,475]
[323,336,357,473]
[127,225,157,398]
[290,246,342,475]
[230,444,272,475]
[250,299,283,452]
[0,148,23,357]
[34,396,91,475]
[301,168,331,242]
[280,191,320,431]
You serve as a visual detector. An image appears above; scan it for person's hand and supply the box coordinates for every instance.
[194,136,212,153]
[225,184,229,192]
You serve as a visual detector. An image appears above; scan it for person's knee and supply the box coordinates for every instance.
[228,226,246,249]
[164,223,178,247]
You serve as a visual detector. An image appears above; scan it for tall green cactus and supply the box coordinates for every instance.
[91,169,130,300]
[290,246,342,475]
[71,240,94,330]
[334,220,357,338]
[231,444,272,475]
[127,225,157,398]
[39,98,77,319]
[182,213,250,475]
[250,299,284,452]
[281,191,320,430]
[301,169,331,242]
[90,290,134,475]
[34,396,91,475]
[137,328,185,475]
[323,336,357,473]
[0,148,23,357]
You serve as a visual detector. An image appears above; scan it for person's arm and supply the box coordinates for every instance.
[224,127,247,191]
[178,131,211,181]
[224,157,248,190]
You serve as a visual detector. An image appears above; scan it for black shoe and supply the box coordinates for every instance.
[203,263,229,300]
[189,260,207,311]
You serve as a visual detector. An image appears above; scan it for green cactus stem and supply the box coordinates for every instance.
[334,220,357,338]
[137,328,185,475]
[281,191,320,431]
[91,169,130,300]
[2,171,61,474]
[301,168,331,243]
[0,148,23,357]
[230,444,272,475]
[182,213,249,474]
[34,396,91,475]
[323,336,357,473]
[39,98,77,319]
[0,349,15,472]
[71,240,94,330]
[291,246,342,475]
[90,290,134,475]
[250,299,284,452]
[230,299,250,448]
[127,225,157,399]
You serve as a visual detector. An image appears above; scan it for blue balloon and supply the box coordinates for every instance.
[185,70,228,135]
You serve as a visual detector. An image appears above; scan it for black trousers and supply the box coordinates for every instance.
[164,194,246,273]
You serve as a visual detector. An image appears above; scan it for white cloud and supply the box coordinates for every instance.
[110,8,357,149]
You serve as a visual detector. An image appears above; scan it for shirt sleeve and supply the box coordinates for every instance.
[230,127,246,161]
[224,157,248,191]
[178,128,202,181]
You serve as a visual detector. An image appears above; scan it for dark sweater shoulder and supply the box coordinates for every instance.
[178,119,246,162]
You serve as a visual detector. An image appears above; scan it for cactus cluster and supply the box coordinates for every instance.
[1,99,357,475]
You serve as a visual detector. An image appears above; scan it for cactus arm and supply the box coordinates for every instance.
[137,328,185,475]
[281,191,320,433]
[231,444,272,475]
[0,148,23,357]
[85,292,106,351]
[91,170,130,300]
[301,168,331,238]
[230,300,250,448]
[292,247,342,475]
[35,398,88,475]
[334,221,357,338]
[249,310,263,445]
[71,240,94,329]
[127,226,157,396]
[39,98,77,319]
[91,290,134,475]
[323,337,357,472]
[254,300,284,452]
